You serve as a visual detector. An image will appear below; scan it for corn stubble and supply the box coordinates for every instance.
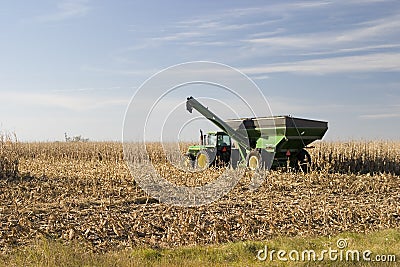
[0,140,399,253]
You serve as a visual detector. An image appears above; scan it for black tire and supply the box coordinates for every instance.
[296,149,311,173]
[247,150,261,170]
[195,150,212,169]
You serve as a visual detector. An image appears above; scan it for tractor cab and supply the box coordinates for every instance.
[214,132,232,164]
[185,131,232,168]
[203,131,231,148]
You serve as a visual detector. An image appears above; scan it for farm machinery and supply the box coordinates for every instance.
[184,96,328,172]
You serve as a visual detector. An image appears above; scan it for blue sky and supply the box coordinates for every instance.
[1,0,400,141]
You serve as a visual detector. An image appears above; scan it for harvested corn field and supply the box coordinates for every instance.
[0,140,399,253]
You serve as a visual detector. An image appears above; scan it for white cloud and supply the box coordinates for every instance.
[250,75,270,80]
[242,53,400,74]
[124,0,400,71]
[129,1,332,51]
[360,113,400,119]
[338,14,400,42]
[151,31,205,42]
[80,65,155,76]
[0,91,128,111]
[345,0,394,4]
[216,1,332,19]
[298,44,400,56]
[167,2,331,38]
[51,86,122,93]
[244,14,400,49]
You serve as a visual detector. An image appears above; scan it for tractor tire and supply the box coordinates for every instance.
[296,149,311,173]
[247,150,261,170]
[195,150,212,169]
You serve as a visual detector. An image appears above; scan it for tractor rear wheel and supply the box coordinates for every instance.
[247,150,261,170]
[195,150,211,169]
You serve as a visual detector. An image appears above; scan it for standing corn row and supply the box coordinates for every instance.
[310,140,400,174]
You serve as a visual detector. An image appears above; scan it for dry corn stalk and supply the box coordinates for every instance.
[0,140,398,253]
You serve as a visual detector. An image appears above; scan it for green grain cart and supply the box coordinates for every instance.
[185,96,328,172]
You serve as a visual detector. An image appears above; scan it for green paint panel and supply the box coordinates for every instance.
[225,116,328,152]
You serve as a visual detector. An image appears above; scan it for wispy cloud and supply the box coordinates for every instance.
[124,0,400,71]
[360,113,400,119]
[159,2,332,43]
[346,0,395,4]
[200,1,332,20]
[80,65,155,76]
[34,0,90,22]
[178,19,282,32]
[298,44,400,56]
[151,31,205,42]
[51,86,122,93]
[250,74,270,80]
[242,53,400,74]
[244,14,400,49]
[0,91,128,111]
[125,1,332,53]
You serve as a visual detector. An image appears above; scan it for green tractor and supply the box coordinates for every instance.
[184,97,328,172]
[185,130,232,169]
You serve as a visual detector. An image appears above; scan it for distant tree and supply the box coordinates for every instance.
[64,132,71,142]
[64,133,89,142]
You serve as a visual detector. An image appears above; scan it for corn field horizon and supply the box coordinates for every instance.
[0,136,399,254]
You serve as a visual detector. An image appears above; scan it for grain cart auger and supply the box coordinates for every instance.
[184,96,328,172]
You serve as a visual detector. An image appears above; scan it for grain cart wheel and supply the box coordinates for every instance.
[296,149,311,173]
[247,150,261,170]
[195,150,211,169]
